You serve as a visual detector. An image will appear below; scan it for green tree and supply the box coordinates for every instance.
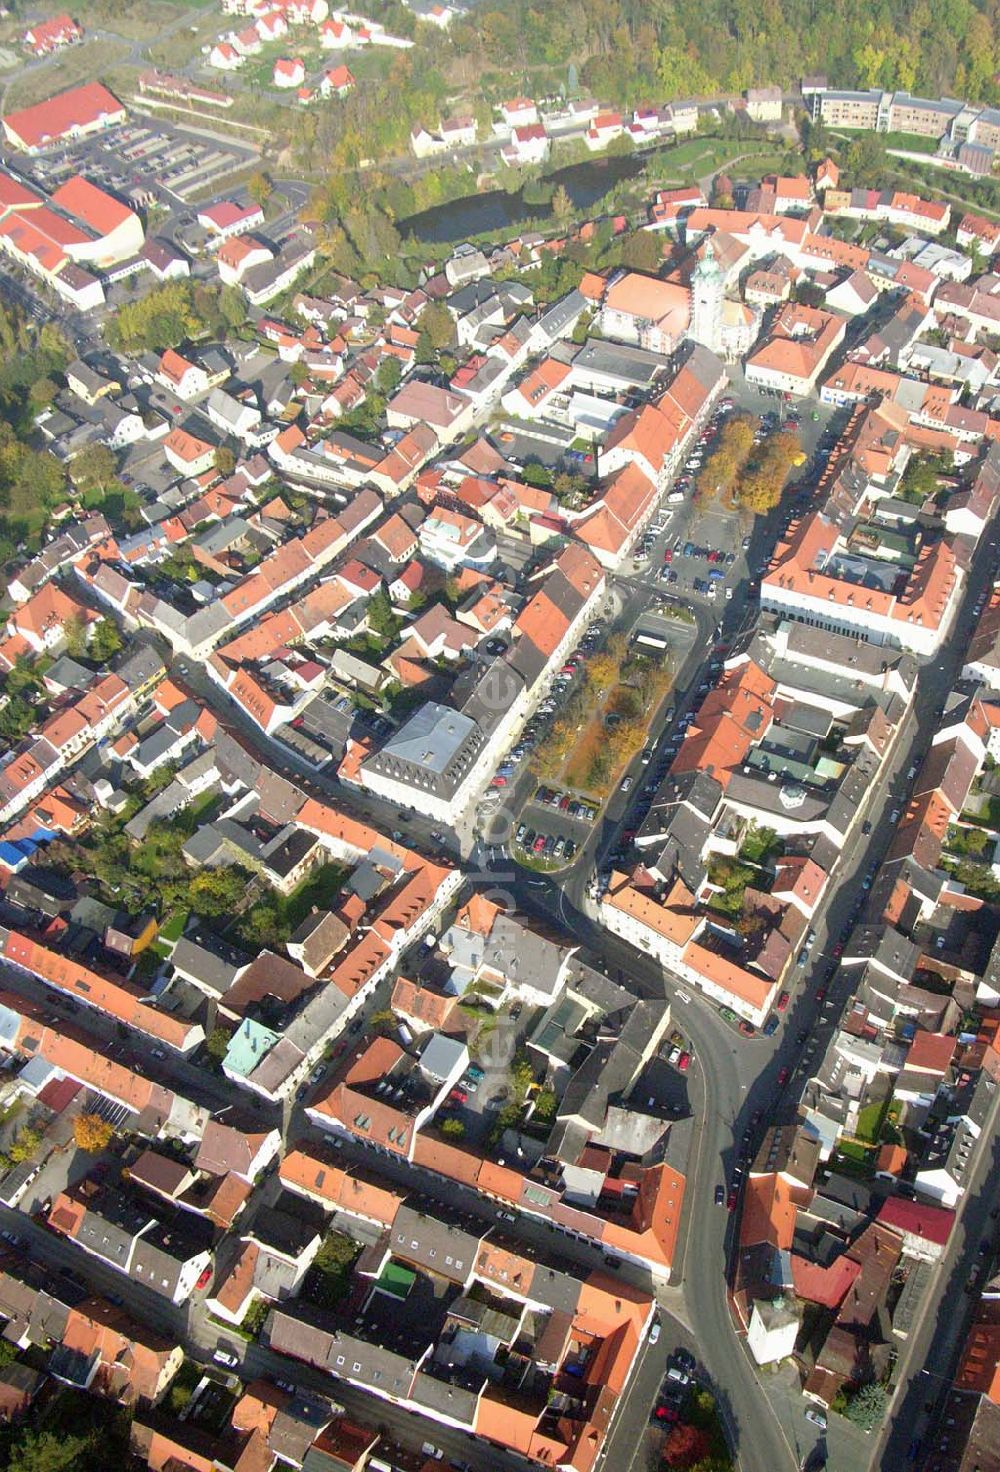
[0,693,36,743]
[238,895,287,949]
[620,231,662,273]
[69,444,117,496]
[367,585,400,640]
[376,357,402,396]
[844,1382,888,1431]
[8,1125,41,1164]
[248,170,273,208]
[215,446,236,476]
[533,1086,557,1123]
[106,282,211,353]
[28,376,58,409]
[8,1429,95,1472]
[418,301,455,352]
[204,1027,231,1062]
[441,1117,465,1138]
[188,866,249,918]
[63,612,89,659]
[89,618,123,664]
[510,1054,535,1100]
[219,285,247,332]
[844,131,888,186]
[551,183,574,224]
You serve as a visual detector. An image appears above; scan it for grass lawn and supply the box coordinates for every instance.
[838,1138,874,1162]
[832,126,939,154]
[147,8,231,69]
[75,0,207,41]
[562,717,606,791]
[237,37,332,91]
[188,789,222,824]
[515,846,566,873]
[159,909,189,944]
[833,1140,877,1178]
[283,861,349,931]
[855,1097,888,1145]
[657,137,719,170]
[5,37,131,107]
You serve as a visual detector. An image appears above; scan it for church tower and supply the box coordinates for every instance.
[690,238,724,354]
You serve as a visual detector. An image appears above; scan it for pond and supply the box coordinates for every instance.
[398,151,648,244]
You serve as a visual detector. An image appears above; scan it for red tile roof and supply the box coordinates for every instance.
[877,1195,955,1247]
[50,175,132,236]
[3,82,124,151]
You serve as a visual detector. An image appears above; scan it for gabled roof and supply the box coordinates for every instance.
[877,1194,955,1246]
[50,176,132,236]
[3,82,124,150]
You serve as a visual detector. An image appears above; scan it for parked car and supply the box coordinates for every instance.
[777,990,790,1011]
[715,1184,725,1206]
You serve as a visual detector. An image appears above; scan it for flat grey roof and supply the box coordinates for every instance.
[379,702,478,776]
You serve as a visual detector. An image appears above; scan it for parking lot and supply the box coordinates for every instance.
[14,115,258,212]
[484,372,842,869]
[477,620,608,835]
[513,784,598,867]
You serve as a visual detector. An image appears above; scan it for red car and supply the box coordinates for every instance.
[677,1050,691,1072]
[663,548,673,563]
[491,775,507,787]
[777,991,790,1012]
[739,1020,756,1037]
[832,942,844,958]
[727,1188,738,1212]
[654,1405,680,1423]
[533,835,546,853]
[196,1265,213,1291]
[777,1066,790,1086]
[449,1087,468,1105]
[815,987,826,1002]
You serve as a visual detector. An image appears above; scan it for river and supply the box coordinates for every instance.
[398,152,648,244]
